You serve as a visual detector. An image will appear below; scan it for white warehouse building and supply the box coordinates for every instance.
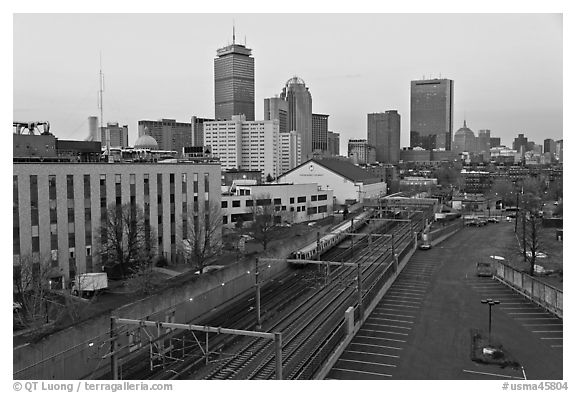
[221,182,333,227]
[277,158,386,206]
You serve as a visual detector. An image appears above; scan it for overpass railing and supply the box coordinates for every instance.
[493,260,562,318]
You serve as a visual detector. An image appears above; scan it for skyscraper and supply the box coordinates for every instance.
[191,116,214,146]
[281,77,313,160]
[410,78,454,150]
[327,131,340,156]
[513,133,529,154]
[214,33,255,121]
[543,138,556,154]
[264,97,288,133]
[477,129,491,154]
[367,111,401,164]
[312,113,329,152]
[453,120,476,153]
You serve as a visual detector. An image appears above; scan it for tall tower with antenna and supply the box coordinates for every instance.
[214,24,255,121]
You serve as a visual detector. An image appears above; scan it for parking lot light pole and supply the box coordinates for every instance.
[481,299,500,343]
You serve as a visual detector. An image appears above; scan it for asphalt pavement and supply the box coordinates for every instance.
[327,222,563,380]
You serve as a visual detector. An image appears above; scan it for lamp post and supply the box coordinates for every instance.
[481,298,500,343]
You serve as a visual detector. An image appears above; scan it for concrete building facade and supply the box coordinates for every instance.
[410,78,454,150]
[279,131,302,174]
[204,115,281,179]
[327,131,340,156]
[367,111,401,164]
[191,116,215,147]
[100,122,129,148]
[348,139,376,165]
[214,41,255,121]
[13,161,221,284]
[264,97,289,134]
[137,119,192,155]
[221,183,333,227]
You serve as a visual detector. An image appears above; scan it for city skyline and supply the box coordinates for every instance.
[13,14,562,151]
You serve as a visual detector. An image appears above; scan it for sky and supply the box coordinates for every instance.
[13,13,563,151]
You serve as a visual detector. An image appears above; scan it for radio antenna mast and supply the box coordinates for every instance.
[98,52,110,155]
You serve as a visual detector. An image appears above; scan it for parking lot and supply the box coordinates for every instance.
[327,223,563,380]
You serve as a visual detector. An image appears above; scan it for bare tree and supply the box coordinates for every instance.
[98,203,155,279]
[248,194,280,252]
[520,192,546,276]
[13,254,61,328]
[181,200,222,274]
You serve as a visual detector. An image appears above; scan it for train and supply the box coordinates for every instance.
[291,209,374,260]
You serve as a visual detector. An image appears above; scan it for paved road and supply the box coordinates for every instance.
[327,223,563,380]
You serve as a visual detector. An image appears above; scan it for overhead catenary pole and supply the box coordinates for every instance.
[255,258,261,328]
[275,332,283,380]
[110,317,118,380]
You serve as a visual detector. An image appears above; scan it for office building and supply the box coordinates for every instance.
[100,122,129,148]
[490,137,501,148]
[453,121,476,153]
[544,139,556,154]
[477,129,491,154]
[279,131,302,174]
[137,119,192,155]
[348,139,376,165]
[312,113,329,152]
[367,111,401,164]
[512,134,529,154]
[264,97,288,133]
[556,140,563,163]
[204,115,281,179]
[281,77,313,160]
[214,36,255,121]
[191,116,214,146]
[327,131,340,156]
[410,78,454,150]
[13,155,221,284]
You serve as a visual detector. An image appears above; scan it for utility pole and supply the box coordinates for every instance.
[110,317,118,380]
[357,262,363,321]
[515,192,519,233]
[255,258,261,329]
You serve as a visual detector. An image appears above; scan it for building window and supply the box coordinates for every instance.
[232,200,240,208]
[246,199,254,207]
[274,198,282,205]
[318,194,328,201]
[297,196,306,203]
[311,195,317,202]
[256,199,271,206]
[318,205,328,213]
[221,201,228,208]
[290,197,295,204]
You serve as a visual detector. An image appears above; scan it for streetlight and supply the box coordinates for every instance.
[480,298,500,343]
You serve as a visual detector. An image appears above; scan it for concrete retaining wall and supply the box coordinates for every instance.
[13,257,289,380]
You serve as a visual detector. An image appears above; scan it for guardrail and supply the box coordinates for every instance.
[493,260,563,318]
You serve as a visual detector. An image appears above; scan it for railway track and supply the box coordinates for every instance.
[115,208,430,380]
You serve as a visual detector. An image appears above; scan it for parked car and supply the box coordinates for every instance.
[477,219,488,226]
[487,217,499,223]
[419,243,432,250]
[476,261,494,277]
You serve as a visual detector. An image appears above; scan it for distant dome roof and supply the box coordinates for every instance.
[286,76,306,86]
[134,134,158,149]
